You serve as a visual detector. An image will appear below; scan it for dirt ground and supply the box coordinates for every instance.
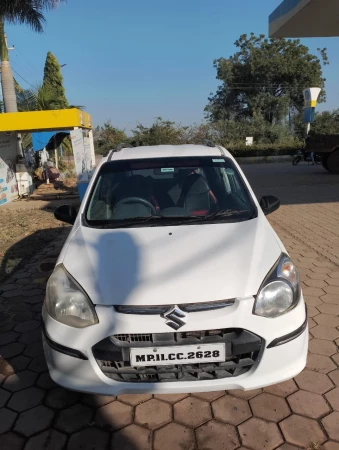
[0,208,71,282]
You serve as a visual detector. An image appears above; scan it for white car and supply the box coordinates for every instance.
[42,143,308,395]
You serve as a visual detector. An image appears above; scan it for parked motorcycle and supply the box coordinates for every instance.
[292,149,322,166]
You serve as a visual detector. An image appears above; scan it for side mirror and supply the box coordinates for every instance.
[260,196,280,216]
[54,205,77,225]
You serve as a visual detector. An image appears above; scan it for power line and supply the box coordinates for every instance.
[10,66,36,90]
[15,48,41,75]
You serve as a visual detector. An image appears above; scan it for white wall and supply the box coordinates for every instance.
[0,132,19,206]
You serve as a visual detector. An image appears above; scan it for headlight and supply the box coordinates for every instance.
[254,255,300,318]
[45,265,99,328]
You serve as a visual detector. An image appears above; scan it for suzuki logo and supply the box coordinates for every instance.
[162,305,187,330]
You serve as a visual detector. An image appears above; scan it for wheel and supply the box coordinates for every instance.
[314,153,323,165]
[293,156,302,166]
[327,149,339,174]
[322,154,330,171]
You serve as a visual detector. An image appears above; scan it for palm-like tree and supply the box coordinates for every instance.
[0,0,64,113]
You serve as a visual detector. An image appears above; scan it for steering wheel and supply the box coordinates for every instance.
[114,197,157,215]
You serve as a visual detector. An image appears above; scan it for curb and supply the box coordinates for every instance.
[236,155,293,164]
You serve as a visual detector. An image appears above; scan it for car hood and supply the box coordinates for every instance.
[62,215,282,306]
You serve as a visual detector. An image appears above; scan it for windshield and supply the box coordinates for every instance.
[85,157,256,227]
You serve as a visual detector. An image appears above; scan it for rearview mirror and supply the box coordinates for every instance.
[259,196,280,216]
[54,205,77,225]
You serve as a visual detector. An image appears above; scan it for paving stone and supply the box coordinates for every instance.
[7,355,31,373]
[28,355,48,373]
[45,387,80,409]
[82,394,115,408]
[310,325,339,341]
[212,394,251,425]
[249,393,290,422]
[306,353,337,373]
[314,314,339,328]
[325,387,339,411]
[191,390,225,401]
[153,393,189,404]
[14,405,54,437]
[1,289,27,298]
[18,328,42,344]
[0,284,21,292]
[238,417,283,450]
[0,321,16,332]
[332,352,339,366]
[36,371,57,390]
[23,289,44,297]
[280,415,326,448]
[276,445,302,450]
[305,296,323,307]
[8,386,45,412]
[3,370,37,392]
[287,390,331,418]
[229,388,262,399]
[117,393,152,406]
[0,432,25,450]
[0,331,20,345]
[67,428,109,450]
[12,312,34,322]
[55,404,93,434]
[323,285,339,295]
[25,295,45,305]
[295,370,334,393]
[153,422,195,450]
[309,338,337,356]
[111,424,151,450]
[14,320,40,333]
[136,398,172,429]
[0,408,17,434]
[325,278,339,287]
[264,379,298,397]
[304,279,328,288]
[95,401,133,431]
[321,294,339,305]
[307,305,320,317]
[25,430,67,450]
[328,271,339,279]
[308,317,317,329]
[0,388,11,407]
[322,412,339,441]
[24,342,44,358]
[196,420,239,450]
[317,303,339,315]
[303,287,326,297]
[329,370,339,386]
[0,342,25,358]
[323,442,339,450]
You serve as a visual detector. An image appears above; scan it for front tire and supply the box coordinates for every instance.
[327,149,339,174]
[322,154,330,171]
[293,156,302,166]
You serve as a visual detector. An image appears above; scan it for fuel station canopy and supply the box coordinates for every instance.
[269,0,339,38]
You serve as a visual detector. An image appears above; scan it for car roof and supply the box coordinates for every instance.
[104,144,232,162]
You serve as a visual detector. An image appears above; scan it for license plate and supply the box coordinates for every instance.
[130,343,225,367]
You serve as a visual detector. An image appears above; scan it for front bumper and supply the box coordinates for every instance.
[42,295,308,395]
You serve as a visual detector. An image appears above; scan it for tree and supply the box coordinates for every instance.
[205,33,328,125]
[93,121,128,156]
[0,0,65,113]
[131,117,186,146]
[310,110,339,135]
[42,51,68,108]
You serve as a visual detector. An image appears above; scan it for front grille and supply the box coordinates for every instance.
[93,328,262,383]
[114,299,234,315]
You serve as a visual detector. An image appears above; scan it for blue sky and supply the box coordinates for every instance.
[5,0,339,131]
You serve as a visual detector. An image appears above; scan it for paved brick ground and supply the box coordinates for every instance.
[1,163,339,450]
